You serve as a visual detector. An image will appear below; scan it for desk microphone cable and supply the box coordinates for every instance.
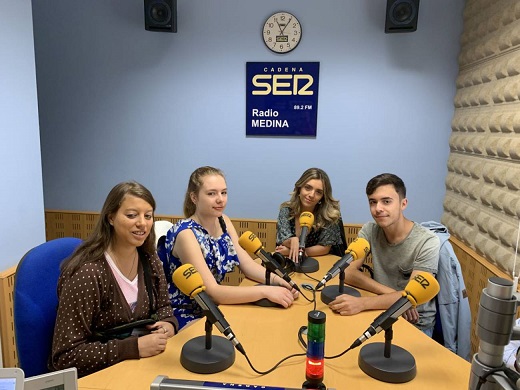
[280,265,316,303]
[299,282,316,304]
[240,285,317,375]
[297,325,354,360]
[297,283,354,361]
[242,350,307,375]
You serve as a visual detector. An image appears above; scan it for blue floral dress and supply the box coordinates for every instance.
[160,217,239,330]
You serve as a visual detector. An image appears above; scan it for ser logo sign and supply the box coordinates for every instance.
[251,74,314,96]
[183,266,198,279]
[413,274,430,289]
[246,62,320,136]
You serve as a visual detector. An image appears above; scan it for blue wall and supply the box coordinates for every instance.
[33,0,465,224]
[0,0,45,271]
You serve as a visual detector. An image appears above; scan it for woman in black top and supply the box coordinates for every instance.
[276,168,345,262]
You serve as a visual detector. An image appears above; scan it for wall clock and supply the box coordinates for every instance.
[262,11,302,54]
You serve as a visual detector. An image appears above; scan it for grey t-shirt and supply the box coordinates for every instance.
[359,221,440,331]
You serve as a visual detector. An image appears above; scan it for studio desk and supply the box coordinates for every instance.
[78,255,470,390]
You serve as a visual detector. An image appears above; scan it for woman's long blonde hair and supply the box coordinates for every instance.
[280,168,340,229]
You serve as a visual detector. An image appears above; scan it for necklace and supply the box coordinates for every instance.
[110,249,138,279]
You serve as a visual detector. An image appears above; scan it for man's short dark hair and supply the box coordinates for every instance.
[366,173,406,199]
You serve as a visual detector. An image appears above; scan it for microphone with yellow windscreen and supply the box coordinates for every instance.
[354,272,440,383]
[316,237,370,289]
[402,272,440,307]
[350,271,440,350]
[172,264,245,357]
[298,212,315,251]
[296,212,320,273]
[318,237,371,303]
[172,263,206,298]
[238,231,301,292]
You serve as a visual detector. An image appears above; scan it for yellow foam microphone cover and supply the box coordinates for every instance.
[345,237,370,260]
[172,263,206,298]
[299,212,314,228]
[404,271,440,306]
[238,231,262,253]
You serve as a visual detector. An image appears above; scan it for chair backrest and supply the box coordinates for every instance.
[14,237,82,377]
[154,221,173,281]
[154,220,173,247]
[330,216,348,257]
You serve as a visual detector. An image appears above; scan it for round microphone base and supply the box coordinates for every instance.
[320,285,360,304]
[294,257,319,273]
[358,342,416,383]
[254,298,282,307]
[253,284,283,307]
[180,335,235,374]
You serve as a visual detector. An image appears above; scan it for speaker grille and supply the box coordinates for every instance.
[144,0,177,33]
[385,0,419,33]
[149,2,171,25]
[389,1,416,25]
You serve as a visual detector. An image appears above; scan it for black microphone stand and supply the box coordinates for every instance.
[254,267,282,307]
[180,314,235,374]
[294,249,319,273]
[358,325,416,383]
[320,268,360,304]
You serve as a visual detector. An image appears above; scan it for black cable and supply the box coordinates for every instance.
[297,324,354,360]
[324,347,354,360]
[503,367,520,387]
[241,268,351,376]
[298,326,308,349]
[475,367,519,390]
[301,271,320,283]
[242,350,307,375]
[299,283,316,305]
[239,285,315,376]
[278,262,315,303]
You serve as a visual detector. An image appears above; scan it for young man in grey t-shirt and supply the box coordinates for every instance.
[329,173,439,336]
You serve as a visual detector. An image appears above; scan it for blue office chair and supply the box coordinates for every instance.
[13,237,82,377]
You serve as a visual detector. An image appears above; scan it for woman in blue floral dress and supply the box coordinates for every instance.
[161,166,299,330]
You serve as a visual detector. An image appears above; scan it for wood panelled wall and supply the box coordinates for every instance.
[0,210,515,367]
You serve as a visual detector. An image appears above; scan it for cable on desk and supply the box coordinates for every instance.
[299,283,316,305]
[242,350,307,375]
[324,347,354,360]
[297,325,354,360]
[239,286,315,376]
[240,279,337,375]
[301,271,321,284]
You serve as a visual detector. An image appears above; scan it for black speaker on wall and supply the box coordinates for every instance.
[145,0,177,33]
[385,0,419,33]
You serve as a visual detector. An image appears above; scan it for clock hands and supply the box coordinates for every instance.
[275,19,283,35]
[280,16,292,35]
[275,15,292,36]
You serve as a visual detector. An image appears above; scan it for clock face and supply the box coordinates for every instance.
[262,12,302,54]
